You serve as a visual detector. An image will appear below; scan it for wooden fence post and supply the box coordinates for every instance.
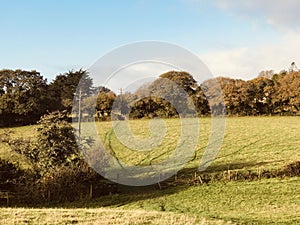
[47,190,51,202]
[89,184,93,199]
[158,174,162,190]
[6,192,9,205]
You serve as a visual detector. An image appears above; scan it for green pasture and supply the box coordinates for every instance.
[1,117,299,173]
[94,116,300,173]
[0,116,299,224]
[1,178,299,224]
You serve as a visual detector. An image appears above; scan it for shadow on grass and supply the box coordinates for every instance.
[5,159,294,209]
[26,184,185,209]
[171,159,283,179]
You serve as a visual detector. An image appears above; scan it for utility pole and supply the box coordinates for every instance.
[119,88,123,101]
[119,88,123,114]
[78,89,82,143]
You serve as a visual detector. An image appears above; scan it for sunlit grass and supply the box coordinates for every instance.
[1,117,299,173]
[131,177,299,224]
[0,207,233,225]
[94,117,300,172]
[1,177,297,224]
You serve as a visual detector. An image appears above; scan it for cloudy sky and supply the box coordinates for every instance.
[1,0,300,84]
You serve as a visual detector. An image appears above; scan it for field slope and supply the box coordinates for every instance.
[0,117,299,224]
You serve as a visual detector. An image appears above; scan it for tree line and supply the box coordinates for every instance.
[90,70,300,119]
[203,70,300,116]
[0,69,93,127]
[0,68,299,127]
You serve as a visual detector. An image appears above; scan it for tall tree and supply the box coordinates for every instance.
[48,69,93,112]
[273,71,300,114]
[129,97,178,119]
[241,77,274,115]
[0,69,48,126]
[95,90,116,119]
[216,77,246,116]
[148,71,206,115]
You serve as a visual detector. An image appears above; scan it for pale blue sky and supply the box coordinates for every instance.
[1,0,299,82]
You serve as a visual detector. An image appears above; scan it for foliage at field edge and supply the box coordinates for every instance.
[1,68,300,126]
[0,111,117,204]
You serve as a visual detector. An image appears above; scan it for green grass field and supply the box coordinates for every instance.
[95,116,300,172]
[0,116,299,224]
[71,177,300,224]
[1,178,299,224]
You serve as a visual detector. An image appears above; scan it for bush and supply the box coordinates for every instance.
[279,161,300,177]
[0,111,116,204]
[38,162,117,202]
[0,111,89,175]
[0,159,24,192]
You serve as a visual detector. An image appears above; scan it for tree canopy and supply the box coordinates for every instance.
[0,68,299,127]
[0,69,94,127]
[48,69,93,113]
[0,69,48,126]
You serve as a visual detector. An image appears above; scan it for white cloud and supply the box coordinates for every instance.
[104,62,176,93]
[215,0,300,29]
[200,31,300,79]
[184,0,300,29]
[181,0,300,79]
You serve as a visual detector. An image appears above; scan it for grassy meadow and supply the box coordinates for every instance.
[95,116,300,172]
[0,178,299,224]
[0,116,299,224]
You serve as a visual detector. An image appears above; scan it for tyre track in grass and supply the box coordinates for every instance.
[104,127,124,169]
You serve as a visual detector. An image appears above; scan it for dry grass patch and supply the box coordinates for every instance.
[0,208,234,225]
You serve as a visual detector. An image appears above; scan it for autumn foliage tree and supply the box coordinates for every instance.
[0,68,299,127]
[202,70,299,116]
[96,90,116,119]
[129,71,209,118]
[273,71,300,114]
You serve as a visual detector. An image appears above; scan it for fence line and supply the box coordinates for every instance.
[1,162,299,204]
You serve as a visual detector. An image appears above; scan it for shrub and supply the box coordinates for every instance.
[279,161,300,177]
[0,111,116,204]
[0,159,24,192]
